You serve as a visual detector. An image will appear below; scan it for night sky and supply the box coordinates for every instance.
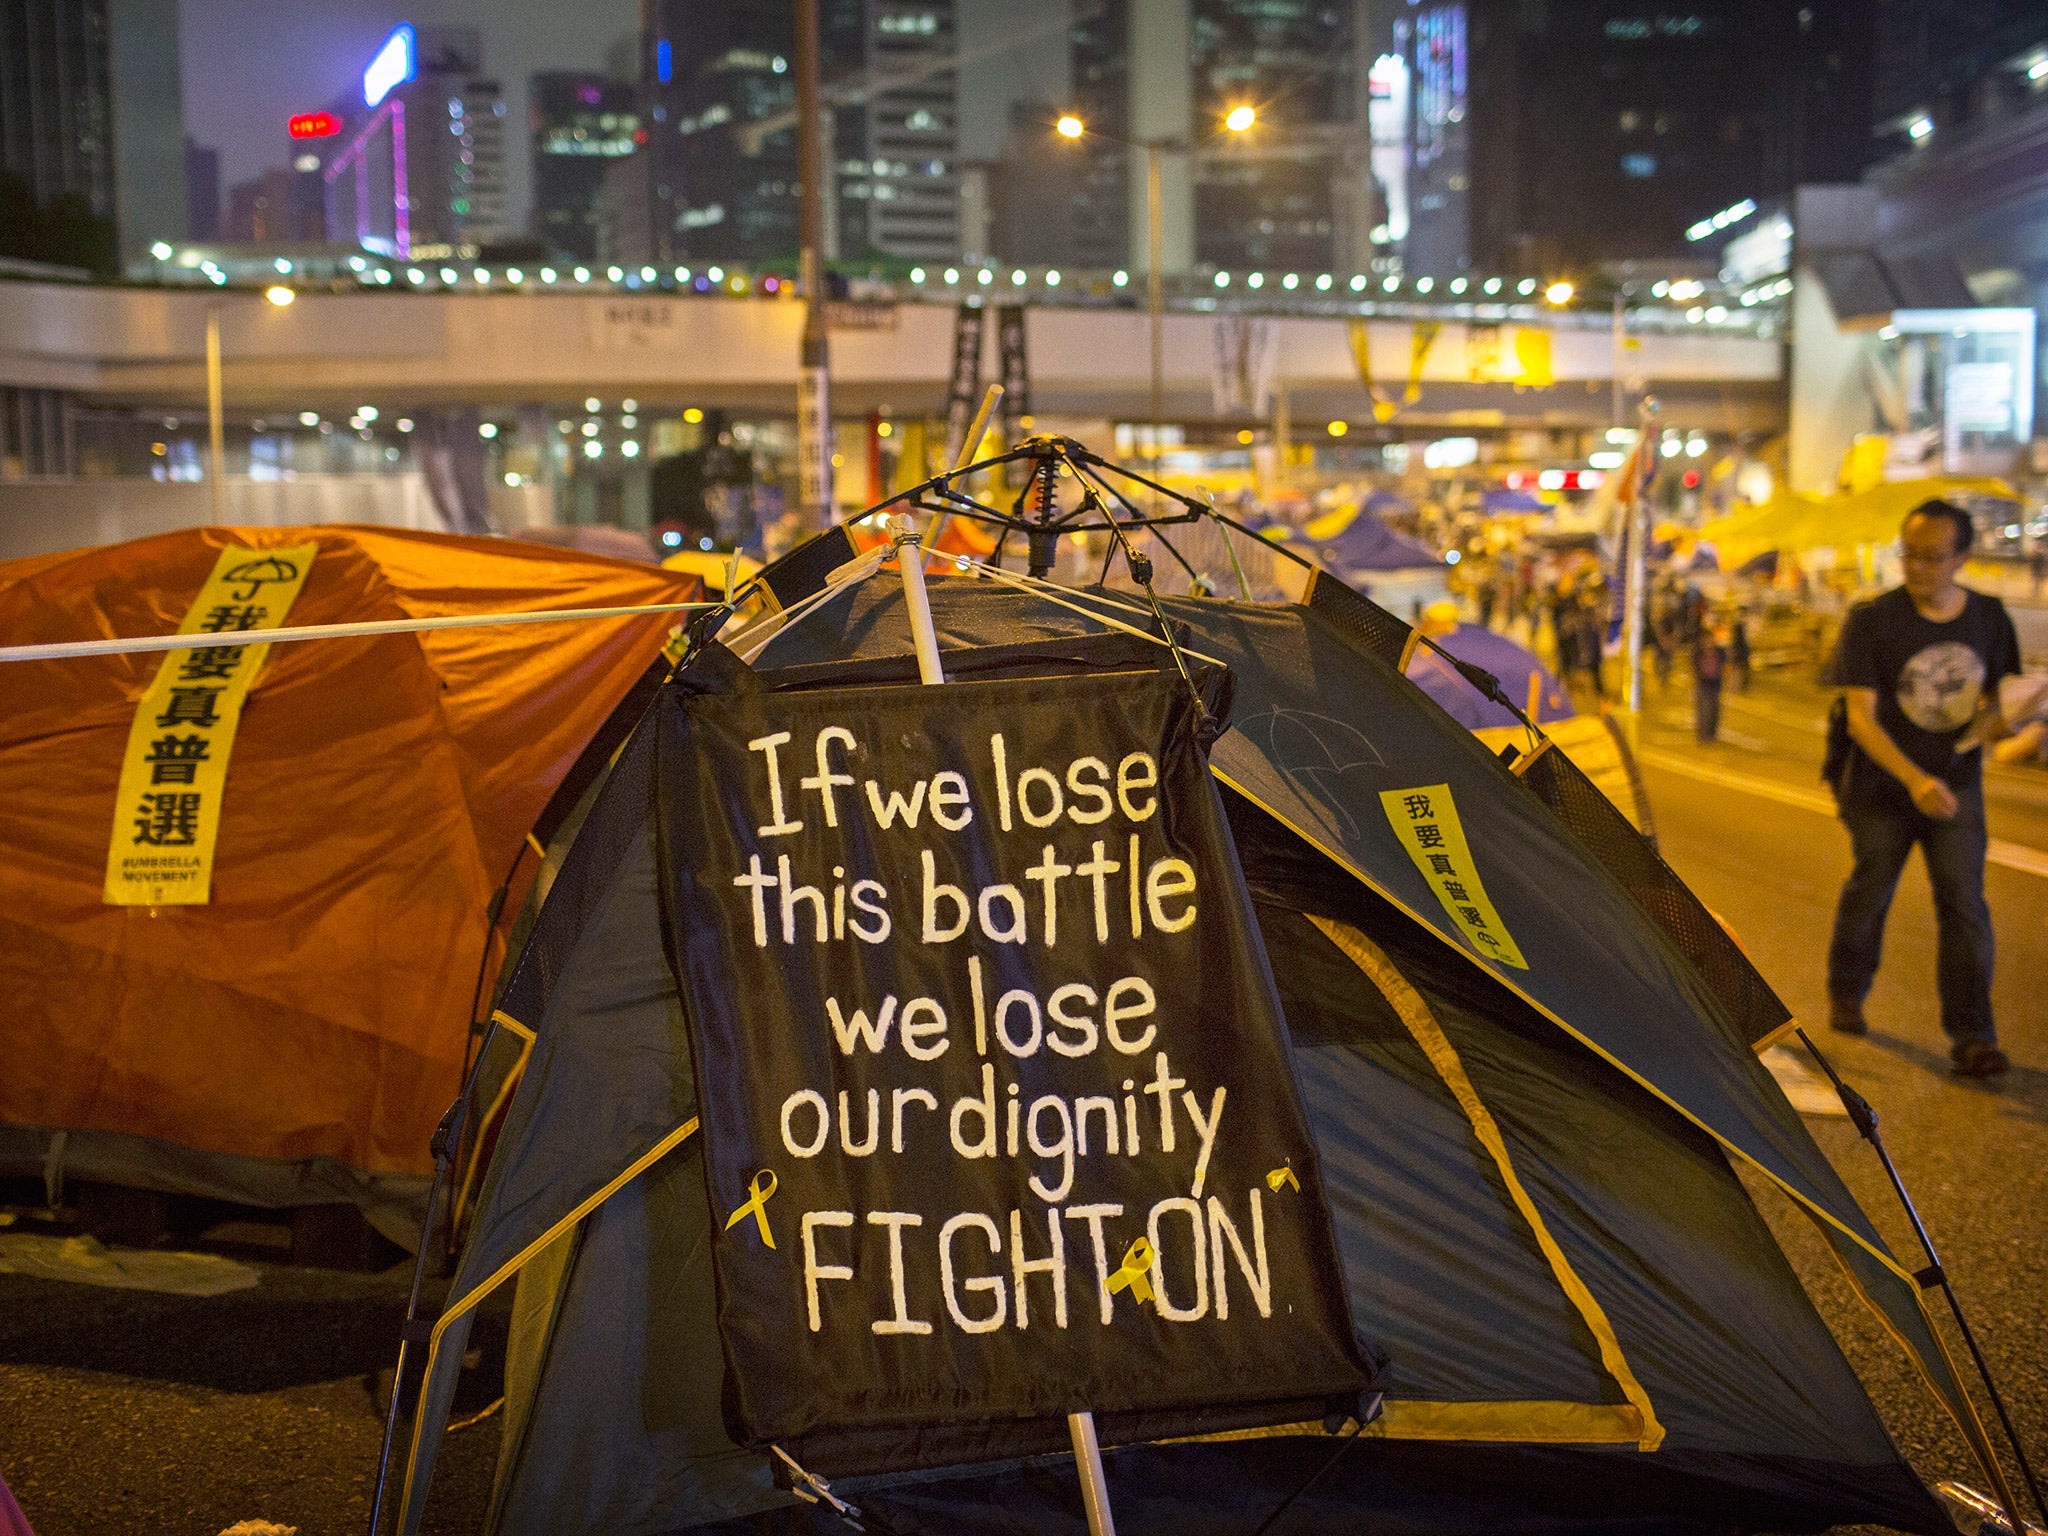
[180,0,1071,235]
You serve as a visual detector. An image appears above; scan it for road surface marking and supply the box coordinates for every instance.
[1637,748,2048,880]
[1725,695,1828,735]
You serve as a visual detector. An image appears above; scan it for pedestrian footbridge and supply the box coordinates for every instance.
[0,281,1782,431]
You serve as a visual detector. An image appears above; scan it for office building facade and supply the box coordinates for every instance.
[532,72,639,260]
[185,138,220,240]
[325,24,509,260]
[1,0,186,268]
[1380,0,1873,275]
[1189,0,1358,272]
[835,0,960,262]
[631,0,959,266]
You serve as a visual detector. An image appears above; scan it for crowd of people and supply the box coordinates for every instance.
[1438,498,2043,1079]
[1450,551,1767,743]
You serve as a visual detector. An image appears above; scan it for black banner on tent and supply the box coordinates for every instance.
[942,302,985,463]
[997,303,1030,438]
[657,661,1371,1473]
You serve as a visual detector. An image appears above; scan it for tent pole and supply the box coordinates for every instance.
[1796,1030,2046,1529]
[1069,1409,1120,1536]
[892,515,946,686]
[1622,396,1657,721]
[922,382,1004,554]
[367,1096,464,1536]
[889,512,1119,1536]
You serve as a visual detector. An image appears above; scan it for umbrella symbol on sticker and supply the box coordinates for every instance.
[221,557,302,601]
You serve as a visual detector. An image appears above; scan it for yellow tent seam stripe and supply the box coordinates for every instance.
[1310,915,1664,1452]
[449,1014,537,1235]
[396,1116,700,1527]
[1752,1018,1802,1055]
[1369,1399,1643,1444]
[1163,1400,1641,1448]
[490,1009,535,1043]
[1212,768,1921,1288]
[1801,1204,2018,1518]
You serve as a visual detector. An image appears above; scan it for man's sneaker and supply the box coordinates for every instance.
[1827,999,1869,1035]
[1952,1040,2010,1078]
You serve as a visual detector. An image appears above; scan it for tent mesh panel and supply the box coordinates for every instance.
[1303,568,1413,669]
[1517,742,1790,1048]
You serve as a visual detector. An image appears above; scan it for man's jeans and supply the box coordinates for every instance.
[1827,780,1996,1044]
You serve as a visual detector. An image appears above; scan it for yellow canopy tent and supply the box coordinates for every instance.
[1700,478,2014,568]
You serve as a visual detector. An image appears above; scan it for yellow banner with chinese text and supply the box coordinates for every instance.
[1379,783,1528,970]
[102,543,318,905]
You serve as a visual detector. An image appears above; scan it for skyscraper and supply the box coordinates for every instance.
[1054,0,1367,276]
[324,25,509,259]
[836,1,960,262]
[1189,0,1358,271]
[185,138,220,241]
[226,166,297,242]
[633,0,960,266]
[1388,0,1874,274]
[0,0,186,268]
[531,72,639,260]
[1067,0,1130,270]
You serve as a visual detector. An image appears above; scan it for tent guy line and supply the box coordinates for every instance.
[1638,749,2048,880]
[0,601,718,664]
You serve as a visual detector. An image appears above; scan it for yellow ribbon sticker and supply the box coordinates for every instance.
[1106,1235,1155,1307]
[103,543,318,906]
[1266,1162,1300,1193]
[725,1168,778,1248]
[1379,783,1529,969]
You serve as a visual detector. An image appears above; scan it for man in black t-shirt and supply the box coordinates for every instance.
[1826,501,2021,1076]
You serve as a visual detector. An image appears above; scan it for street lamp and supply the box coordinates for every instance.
[1057,107,1257,471]
[1544,280,1574,306]
[203,286,297,526]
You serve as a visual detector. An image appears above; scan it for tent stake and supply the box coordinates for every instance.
[889,512,1119,1536]
[1797,1030,2046,1530]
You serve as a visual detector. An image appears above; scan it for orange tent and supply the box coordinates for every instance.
[0,526,701,1232]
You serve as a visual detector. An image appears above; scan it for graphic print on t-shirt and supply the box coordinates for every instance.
[1896,640,1985,733]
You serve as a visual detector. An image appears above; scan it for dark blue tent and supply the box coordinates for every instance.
[1409,623,1574,729]
[388,540,1998,1536]
[1482,488,1549,514]
[1314,508,1440,573]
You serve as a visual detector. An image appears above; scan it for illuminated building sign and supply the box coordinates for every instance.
[289,111,341,138]
[363,24,416,108]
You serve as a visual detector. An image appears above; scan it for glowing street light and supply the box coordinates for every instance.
[263,285,296,308]
[1544,280,1574,305]
[1055,114,1084,139]
[1224,104,1256,133]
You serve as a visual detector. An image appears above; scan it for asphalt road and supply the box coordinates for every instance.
[1632,667,2048,1521]
[1,667,2042,1536]
[0,1264,507,1535]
